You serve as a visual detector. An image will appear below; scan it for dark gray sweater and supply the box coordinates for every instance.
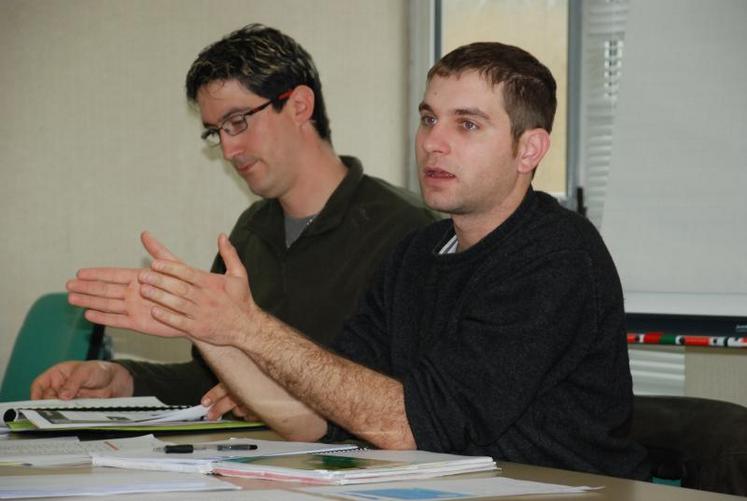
[329,188,649,480]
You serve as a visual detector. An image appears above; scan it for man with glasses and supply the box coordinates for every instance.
[31,24,434,414]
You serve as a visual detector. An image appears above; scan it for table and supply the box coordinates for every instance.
[2,429,744,500]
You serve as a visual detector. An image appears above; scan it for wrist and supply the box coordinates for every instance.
[109,362,135,397]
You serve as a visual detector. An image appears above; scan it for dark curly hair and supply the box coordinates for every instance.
[186,24,331,142]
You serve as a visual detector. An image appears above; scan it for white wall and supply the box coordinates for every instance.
[0,0,410,373]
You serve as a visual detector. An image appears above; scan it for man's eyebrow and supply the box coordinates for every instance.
[417,102,490,121]
[202,107,251,128]
[454,107,490,121]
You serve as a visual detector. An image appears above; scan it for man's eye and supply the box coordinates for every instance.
[202,129,220,141]
[461,120,478,131]
[226,115,246,128]
[420,115,436,127]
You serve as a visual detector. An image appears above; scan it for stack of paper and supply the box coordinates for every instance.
[92,438,497,485]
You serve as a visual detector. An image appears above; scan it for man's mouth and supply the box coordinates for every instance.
[234,158,258,173]
[424,167,455,179]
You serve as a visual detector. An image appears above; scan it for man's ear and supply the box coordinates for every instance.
[287,85,315,125]
[516,128,551,174]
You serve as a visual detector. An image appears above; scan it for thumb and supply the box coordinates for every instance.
[218,233,247,279]
[141,231,181,262]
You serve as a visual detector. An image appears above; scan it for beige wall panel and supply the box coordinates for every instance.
[685,348,747,408]
[0,0,408,372]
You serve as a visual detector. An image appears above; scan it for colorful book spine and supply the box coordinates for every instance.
[627,332,747,348]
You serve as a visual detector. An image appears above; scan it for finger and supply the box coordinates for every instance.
[207,395,238,421]
[140,282,196,318]
[83,310,135,329]
[75,387,117,399]
[69,292,127,314]
[41,387,61,399]
[150,305,192,335]
[201,384,229,407]
[232,405,249,418]
[30,374,50,400]
[141,231,182,262]
[150,259,201,286]
[218,234,248,280]
[58,366,91,400]
[75,267,139,284]
[66,279,128,300]
[138,270,198,303]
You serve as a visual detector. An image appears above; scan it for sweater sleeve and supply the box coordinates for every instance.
[113,345,218,405]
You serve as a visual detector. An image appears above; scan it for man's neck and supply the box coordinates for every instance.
[278,141,347,218]
[452,181,530,252]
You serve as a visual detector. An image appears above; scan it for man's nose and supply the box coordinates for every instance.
[419,124,450,155]
[220,131,244,161]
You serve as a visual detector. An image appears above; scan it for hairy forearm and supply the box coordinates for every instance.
[194,340,327,441]
[234,311,416,450]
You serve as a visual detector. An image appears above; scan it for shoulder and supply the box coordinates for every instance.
[354,174,438,224]
[234,199,273,224]
[525,191,608,257]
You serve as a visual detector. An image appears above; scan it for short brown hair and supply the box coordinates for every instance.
[428,42,556,147]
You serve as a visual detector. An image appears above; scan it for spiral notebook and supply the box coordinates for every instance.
[212,448,498,485]
[2,396,261,432]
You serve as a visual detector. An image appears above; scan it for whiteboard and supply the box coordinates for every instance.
[600,0,747,316]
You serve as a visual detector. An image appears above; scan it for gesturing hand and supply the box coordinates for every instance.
[66,232,188,338]
[138,233,258,346]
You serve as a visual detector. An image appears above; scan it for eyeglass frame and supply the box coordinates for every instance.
[200,89,293,145]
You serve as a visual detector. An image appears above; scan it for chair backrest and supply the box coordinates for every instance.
[0,293,98,401]
[631,395,747,496]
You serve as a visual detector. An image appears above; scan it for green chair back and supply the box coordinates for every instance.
[0,293,98,401]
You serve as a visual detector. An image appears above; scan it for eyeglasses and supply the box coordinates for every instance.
[200,90,292,146]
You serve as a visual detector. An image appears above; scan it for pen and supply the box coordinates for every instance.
[155,443,258,453]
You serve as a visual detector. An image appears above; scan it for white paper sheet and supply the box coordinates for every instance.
[0,470,240,499]
[300,476,602,499]
[0,434,164,466]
